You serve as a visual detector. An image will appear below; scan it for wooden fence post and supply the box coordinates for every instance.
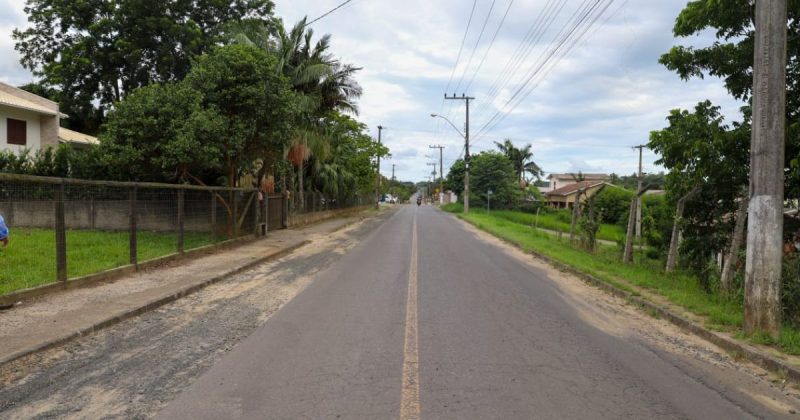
[54,181,67,282]
[177,188,185,253]
[252,191,259,237]
[211,191,217,242]
[129,186,138,267]
[263,194,269,234]
[233,191,239,238]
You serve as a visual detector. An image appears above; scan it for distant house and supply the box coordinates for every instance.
[545,180,608,209]
[541,173,610,193]
[0,81,97,153]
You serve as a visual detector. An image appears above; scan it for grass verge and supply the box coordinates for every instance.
[441,203,624,242]
[0,228,215,295]
[442,205,800,356]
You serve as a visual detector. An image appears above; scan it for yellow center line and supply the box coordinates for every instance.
[400,209,420,420]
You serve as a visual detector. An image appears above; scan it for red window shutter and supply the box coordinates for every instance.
[7,118,27,146]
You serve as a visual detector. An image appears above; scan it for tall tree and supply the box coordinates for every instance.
[495,139,542,185]
[649,101,750,284]
[14,0,275,129]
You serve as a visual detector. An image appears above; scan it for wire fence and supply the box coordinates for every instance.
[0,173,277,295]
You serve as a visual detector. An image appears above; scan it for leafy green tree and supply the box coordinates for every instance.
[469,152,521,209]
[101,44,297,186]
[14,0,275,130]
[659,0,800,199]
[184,44,297,187]
[593,186,634,226]
[648,100,750,285]
[445,159,466,198]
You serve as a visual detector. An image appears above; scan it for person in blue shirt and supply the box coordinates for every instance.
[0,214,8,247]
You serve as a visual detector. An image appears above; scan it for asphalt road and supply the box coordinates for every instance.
[157,205,800,419]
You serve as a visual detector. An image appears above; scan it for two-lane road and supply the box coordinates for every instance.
[157,205,799,419]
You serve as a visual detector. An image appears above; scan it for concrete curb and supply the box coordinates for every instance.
[0,240,310,368]
[455,214,800,384]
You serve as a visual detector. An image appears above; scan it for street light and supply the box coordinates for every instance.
[431,113,470,213]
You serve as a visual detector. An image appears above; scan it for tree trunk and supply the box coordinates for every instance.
[624,186,652,264]
[721,196,749,294]
[665,187,700,273]
[570,188,584,243]
[297,163,305,212]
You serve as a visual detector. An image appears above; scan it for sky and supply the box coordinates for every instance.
[0,0,745,183]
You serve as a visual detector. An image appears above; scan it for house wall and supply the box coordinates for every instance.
[0,105,42,153]
[547,184,607,209]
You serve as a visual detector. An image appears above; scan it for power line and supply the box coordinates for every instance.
[434,0,479,138]
[307,0,357,25]
[453,0,498,92]
[471,0,565,120]
[474,0,617,141]
[464,0,515,92]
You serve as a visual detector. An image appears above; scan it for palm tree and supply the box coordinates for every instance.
[495,139,542,187]
[228,18,362,208]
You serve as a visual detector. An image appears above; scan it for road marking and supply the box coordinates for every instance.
[400,210,420,420]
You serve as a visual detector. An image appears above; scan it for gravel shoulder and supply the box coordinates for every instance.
[0,209,394,419]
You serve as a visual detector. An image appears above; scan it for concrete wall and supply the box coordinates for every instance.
[0,200,215,232]
[288,205,370,228]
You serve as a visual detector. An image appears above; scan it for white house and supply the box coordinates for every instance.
[540,173,610,193]
[0,81,98,153]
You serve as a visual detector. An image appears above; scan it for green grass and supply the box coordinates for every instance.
[440,203,624,242]
[442,206,800,356]
[0,228,215,295]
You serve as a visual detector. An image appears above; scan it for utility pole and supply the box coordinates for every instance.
[375,125,383,209]
[633,145,646,240]
[427,162,438,201]
[745,0,787,339]
[445,94,474,213]
[429,145,444,204]
[391,163,396,203]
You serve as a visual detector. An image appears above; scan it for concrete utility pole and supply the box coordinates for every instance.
[745,0,787,339]
[375,125,383,209]
[429,145,444,203]
[633,145,646,240]
[391,163,396,202]
[427,162,438,200]
[445,94,474,213]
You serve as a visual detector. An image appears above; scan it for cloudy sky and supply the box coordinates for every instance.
[1,0,744,182]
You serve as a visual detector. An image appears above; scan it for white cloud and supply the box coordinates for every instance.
[1,0,749,182]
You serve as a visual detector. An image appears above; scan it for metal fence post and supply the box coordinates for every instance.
[54,181,67,282]
[211,190,217,242]
[129,185,138,267]
[177,188,185,253]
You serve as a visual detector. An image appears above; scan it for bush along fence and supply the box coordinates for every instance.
[0,173,289,295]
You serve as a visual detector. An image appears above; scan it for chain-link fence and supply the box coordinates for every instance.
[0,173,273,294]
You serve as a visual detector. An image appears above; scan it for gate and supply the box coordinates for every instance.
[266,195,285,231]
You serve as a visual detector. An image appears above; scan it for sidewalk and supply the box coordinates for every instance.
[0,213,369,366]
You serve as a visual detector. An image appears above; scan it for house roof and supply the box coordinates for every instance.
[545,180,606,197]
[58,127,99,146]
[0,81,61,116]
[547,173,609,181]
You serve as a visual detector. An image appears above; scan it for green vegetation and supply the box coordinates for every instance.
[443,206,800,355]
[0,229,214,295]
